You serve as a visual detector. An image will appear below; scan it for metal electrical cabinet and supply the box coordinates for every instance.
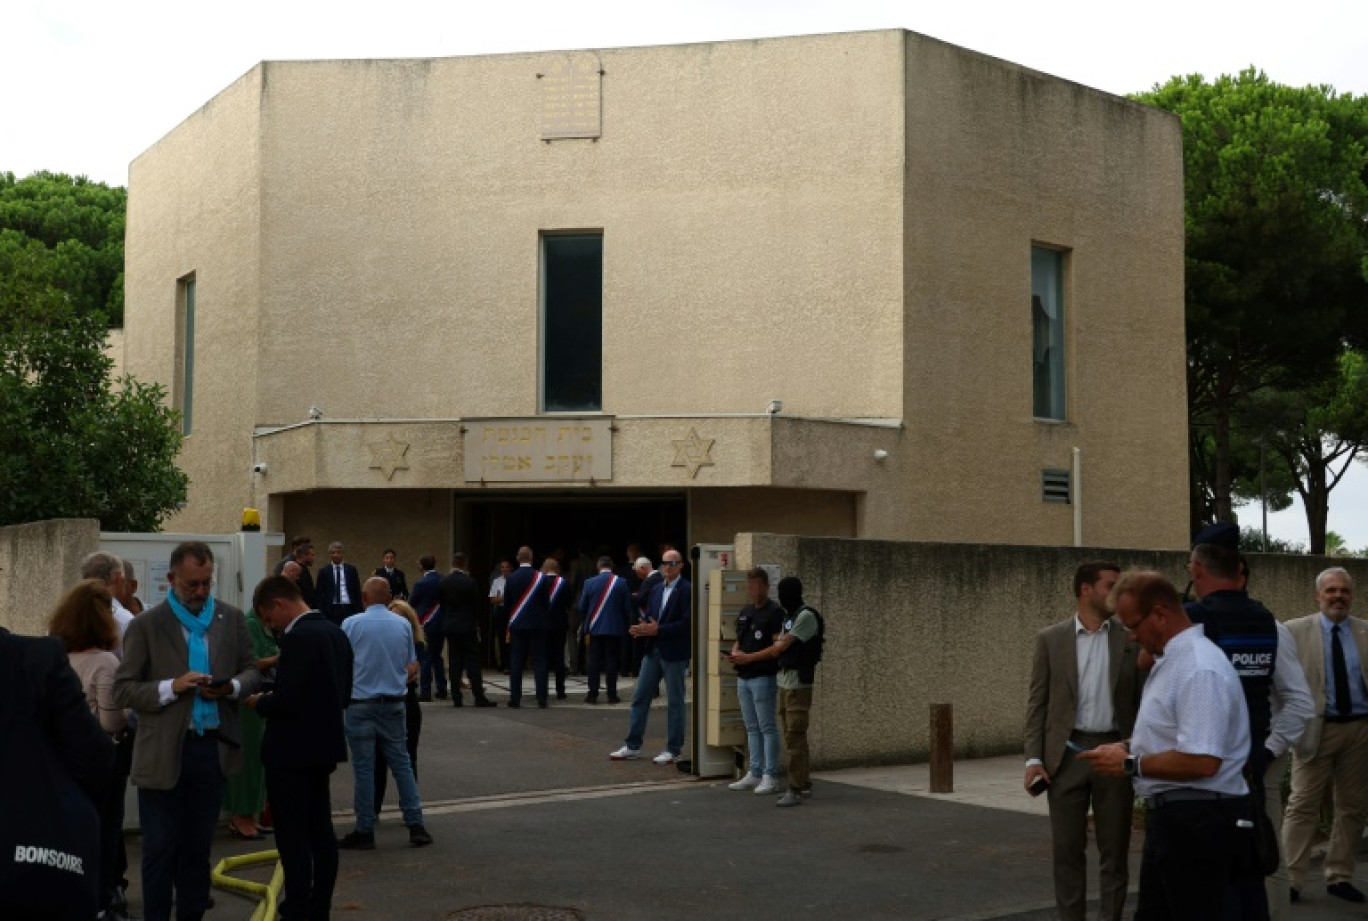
[705,569,747,752]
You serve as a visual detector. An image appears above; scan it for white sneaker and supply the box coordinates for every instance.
[728,774,761,791]
[609,746,641,760]
[754,775,778,795]
[652,751,678,765]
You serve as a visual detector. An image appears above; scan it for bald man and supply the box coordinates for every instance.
[338,578,431,850]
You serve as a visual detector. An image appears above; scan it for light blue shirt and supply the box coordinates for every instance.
[342,604,416,699]
[1320,614,1368,717]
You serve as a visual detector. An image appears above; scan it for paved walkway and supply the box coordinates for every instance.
[115,673,1362,920]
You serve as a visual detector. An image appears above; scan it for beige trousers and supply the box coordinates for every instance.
[1283,719,1368,888]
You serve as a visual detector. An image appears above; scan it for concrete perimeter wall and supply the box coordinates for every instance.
[0,519,101,636]
[736,533,1368,770]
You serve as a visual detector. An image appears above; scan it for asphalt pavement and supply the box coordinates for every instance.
[118,671,1365,920]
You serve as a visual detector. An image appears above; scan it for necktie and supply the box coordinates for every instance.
[1333,623,1352,717]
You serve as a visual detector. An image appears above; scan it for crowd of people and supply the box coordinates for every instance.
[1025,523,1368,920]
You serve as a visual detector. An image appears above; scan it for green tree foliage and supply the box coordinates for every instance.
[1238,349,1368,554]
[1134,71,1368,533]
[0,171,126,326]
[0,232,188,531]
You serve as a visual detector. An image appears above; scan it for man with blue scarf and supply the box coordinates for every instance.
[114,541,261,921]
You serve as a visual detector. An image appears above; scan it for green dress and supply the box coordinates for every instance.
[221,610,278,816]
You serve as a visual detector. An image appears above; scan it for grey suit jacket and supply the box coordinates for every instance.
[1024,616,1143,777]
[1287,613,1368,758]
[113,600,262,790]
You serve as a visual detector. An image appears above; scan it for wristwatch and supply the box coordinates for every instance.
[1122,755,1141,777]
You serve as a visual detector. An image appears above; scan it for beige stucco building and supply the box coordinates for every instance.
[121,29,1188,572]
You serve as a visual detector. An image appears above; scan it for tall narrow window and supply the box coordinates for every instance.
[1031,247,1065,420]
[541,234,603,412]
[176,275,196,435]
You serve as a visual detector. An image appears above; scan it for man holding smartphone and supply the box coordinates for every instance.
[1023,561,1142,921]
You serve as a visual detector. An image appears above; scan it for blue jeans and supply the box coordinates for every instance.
[138,733,224,921]
[626,651,687,755]
[736,674,780,777]
[345,701,422,833]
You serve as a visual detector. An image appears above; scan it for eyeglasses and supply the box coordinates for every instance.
[662,560,682,567]
[1122,609,1155,636]
[178,578,213,590]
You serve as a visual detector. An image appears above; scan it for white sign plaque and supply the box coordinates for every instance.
[464,418,612,483]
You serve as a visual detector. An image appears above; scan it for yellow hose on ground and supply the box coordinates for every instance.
[211,849,283,921]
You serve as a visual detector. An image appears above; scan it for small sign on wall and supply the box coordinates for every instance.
[464,417,613,482]
[539,53,602,140]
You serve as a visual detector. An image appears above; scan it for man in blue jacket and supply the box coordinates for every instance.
[502,546,550,708]
[580,555,633,704]
[409,556,446,701]
[612,548,691,764]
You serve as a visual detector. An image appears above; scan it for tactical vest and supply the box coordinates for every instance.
[1185,590,1277,737]
[778,605,825,685]
[735,600,783,679]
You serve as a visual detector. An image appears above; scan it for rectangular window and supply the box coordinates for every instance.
[541,233,603,412]
[1031,247,1066,420]
[176,275,196,436]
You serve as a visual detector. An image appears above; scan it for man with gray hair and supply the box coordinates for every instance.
[1282,567,1368,904]
[81,551,133,639]
[315,542,363,626]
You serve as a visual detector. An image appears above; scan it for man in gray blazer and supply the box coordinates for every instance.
[1023,561,1143,921]
[1282,567,1368,904]
[114,541,261,921]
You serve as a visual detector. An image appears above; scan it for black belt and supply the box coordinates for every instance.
[1145,789,1237,811]
[1324,713,1368,724]
[186,729,219,741]
[350,696,405,704]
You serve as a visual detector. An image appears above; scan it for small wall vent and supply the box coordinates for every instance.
[1042,469,1072,504]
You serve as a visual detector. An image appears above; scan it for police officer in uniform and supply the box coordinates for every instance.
[1185,522,1311,918]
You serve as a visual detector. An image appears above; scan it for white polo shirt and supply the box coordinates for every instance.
[1131,624,1250,798]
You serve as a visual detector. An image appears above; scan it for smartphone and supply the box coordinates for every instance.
[1028,775,1051,796]
[207,677,233,690]
[1065,740,1095,753]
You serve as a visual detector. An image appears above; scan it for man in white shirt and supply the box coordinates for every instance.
[1082,571,1255,919]
[1023,562,1143,920]
[81,551,133,639]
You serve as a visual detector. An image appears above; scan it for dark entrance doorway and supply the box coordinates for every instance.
[454,492,687,581]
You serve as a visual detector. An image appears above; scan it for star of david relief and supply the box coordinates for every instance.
[671,428,715,479]
[367,436,411,481]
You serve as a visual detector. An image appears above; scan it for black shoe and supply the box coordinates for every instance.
[435,690,449,700]
[607,696,621,704]
[408,824,433,847]
[537,700,548,709]
[507,700,521,709]
[1328,882,1366,903]
[418,692,433,703]
[338,830,376,850]
[1290,888,1300,903]
[556,692,567,701]
[475,697,497,707]
[452,696,464,707]
[584,694,599,704]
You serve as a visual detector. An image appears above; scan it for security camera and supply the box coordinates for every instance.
[307,406,323,420]
[767,400,782,414]
[252,462,268,475]
[873,449,889,461]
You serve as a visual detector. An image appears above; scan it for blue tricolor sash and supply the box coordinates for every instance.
[507,571,545,629]
[588,575,619,632]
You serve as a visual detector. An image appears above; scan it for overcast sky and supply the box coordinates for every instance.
[6,0,1368,549]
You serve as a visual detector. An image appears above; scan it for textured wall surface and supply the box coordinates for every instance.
[123,30,1186,554]
[0,519,101,636]
[738,533,1368,769]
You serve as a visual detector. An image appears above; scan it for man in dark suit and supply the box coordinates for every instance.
[113,541,262,921]
[439,552,496,707]
[502,545,549,709]
[1023,561,1143,921]
[0,628,113,921]
[315,542,363,626]
[543,559,573,701]
[373,549,409,601]
[580,555,634,704]
[275,538,318,609]
[409,556,446,701]
[612,548,691,764]
[625,557,661,678]
[246,575,353,921]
